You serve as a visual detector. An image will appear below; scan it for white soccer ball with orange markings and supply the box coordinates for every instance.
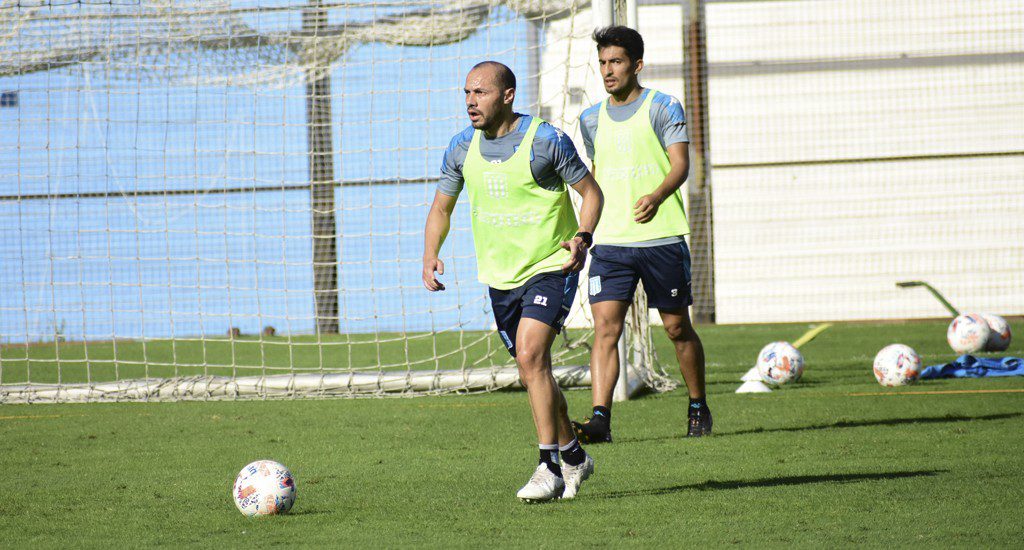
[946,313,991,354]
[873,344,922,387]
[233,460,296,517]
[981,313,1011,352]
[756,341,804,385]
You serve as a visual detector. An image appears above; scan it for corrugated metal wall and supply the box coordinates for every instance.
[544,0,1024,324]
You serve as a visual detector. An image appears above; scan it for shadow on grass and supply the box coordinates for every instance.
[596,470,946,499]
[719,412,1022,437]
[280,508,331,517]
[620,412,1021,443]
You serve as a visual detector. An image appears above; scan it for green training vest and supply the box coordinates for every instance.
[463,117,579,290]
[592,90,690,244]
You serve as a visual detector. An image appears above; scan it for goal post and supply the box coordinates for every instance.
[0,0,676,403]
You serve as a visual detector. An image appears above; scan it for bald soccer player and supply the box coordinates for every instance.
[422,61,604,502]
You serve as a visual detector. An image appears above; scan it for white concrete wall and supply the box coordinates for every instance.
[544,0,1024,325]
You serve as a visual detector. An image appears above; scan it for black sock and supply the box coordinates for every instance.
[559,438,586,467]
[539,446,562,477]
[689,397,707,412]
[591,406,611,428]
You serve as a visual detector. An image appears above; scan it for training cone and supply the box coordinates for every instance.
[736,380,772,394]
[741,366,761,382]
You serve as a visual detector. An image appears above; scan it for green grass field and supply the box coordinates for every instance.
[2,319,1023,547]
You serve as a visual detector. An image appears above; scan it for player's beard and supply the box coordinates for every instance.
[470,114,488,130]
[471,108,504,133]
[605,74,638,97]
[468,107,490,130]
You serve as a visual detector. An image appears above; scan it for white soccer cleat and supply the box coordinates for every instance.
[516,464,565,502]
[560,453,594,500]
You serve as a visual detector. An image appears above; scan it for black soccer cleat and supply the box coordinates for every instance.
[686,405,713,437]
[571,417,613,444]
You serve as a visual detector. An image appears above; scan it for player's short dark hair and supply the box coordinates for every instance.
[592,26,644,63]
[471,61,516,91]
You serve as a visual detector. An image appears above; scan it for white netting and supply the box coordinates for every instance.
[0,1,585,87]
[0,0,678,402]
[13,0,1017,402]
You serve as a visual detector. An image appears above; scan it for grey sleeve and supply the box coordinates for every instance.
[529,124,590,190]
[578,109,599,160]
[651,93,689,149]
[437,138,468,197]
[545,126,590,185]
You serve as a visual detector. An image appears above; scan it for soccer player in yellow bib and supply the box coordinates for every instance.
[572,26,712,442]
[422,61,604,502]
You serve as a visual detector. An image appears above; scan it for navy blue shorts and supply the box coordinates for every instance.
[587,241,693,310]
[489,271,579,358]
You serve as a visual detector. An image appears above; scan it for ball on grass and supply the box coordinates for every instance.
[233,460,295,517]
[873,344,921,387]
[980,314,1011,352]
[947,314,990,354]
[756,341,804,385]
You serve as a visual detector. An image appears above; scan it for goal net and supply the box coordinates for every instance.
[0,0,677,402]
[5,0,1021,403]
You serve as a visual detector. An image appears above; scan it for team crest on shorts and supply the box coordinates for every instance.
[589,276,602,296]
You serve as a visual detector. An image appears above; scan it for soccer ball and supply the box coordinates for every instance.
[756,341,804,385]
[873,344,921,387]
[946,313,991,354]
[233,460,296,517]
[981,313,1012,352]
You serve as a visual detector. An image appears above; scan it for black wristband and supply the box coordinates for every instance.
[574,231,593,247]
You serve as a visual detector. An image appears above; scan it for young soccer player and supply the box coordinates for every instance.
[422,61,604,502]
[572,26,712,442]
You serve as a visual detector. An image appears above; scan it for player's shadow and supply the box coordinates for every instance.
[596,470,945,500]
[619,412,1020,443]
[717,412,1021,437]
